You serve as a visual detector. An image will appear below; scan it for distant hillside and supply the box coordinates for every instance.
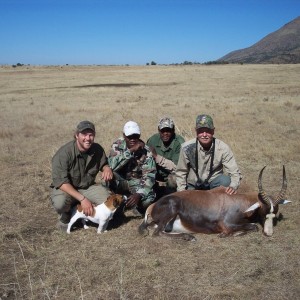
[218,16,300,64]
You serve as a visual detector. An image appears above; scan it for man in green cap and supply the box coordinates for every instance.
[176,114,242,195]
[50,120,113,232]
[147,116,185,199]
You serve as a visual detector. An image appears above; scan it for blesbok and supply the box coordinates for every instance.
[138,166,290,241]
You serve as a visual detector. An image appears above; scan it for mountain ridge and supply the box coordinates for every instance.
[218,16,300,64]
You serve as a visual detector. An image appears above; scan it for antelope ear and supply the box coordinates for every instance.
[278,199,291,205]
[244,202,260,213]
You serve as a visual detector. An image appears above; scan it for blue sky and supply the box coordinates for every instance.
[0,0,299,65]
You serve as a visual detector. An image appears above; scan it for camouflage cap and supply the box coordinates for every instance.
[158,117,174,130]
[195,114,215,129]
[76,120,95,133]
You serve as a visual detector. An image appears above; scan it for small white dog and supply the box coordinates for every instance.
[67,194,126,234]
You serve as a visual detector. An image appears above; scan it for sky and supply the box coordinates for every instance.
[0,0,299,65]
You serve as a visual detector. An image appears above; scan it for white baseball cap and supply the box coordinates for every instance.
[123,121,141,136]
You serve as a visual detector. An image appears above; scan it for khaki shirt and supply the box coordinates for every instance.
[176,138,242,191]
[51,140,108,189]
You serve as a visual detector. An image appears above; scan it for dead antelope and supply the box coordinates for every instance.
[138,166,290,241]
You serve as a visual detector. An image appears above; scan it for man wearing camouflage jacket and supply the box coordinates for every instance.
[108,121,156,214]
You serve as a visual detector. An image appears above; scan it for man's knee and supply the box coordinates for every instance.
[50,189,71,213]
[140,192,156,209]
[82,184,110,205]
[210,175,231,189]
[109,174,129,195]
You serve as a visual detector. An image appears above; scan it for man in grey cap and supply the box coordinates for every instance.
[147,117,185,199]
[176,114,242,195]
[50,120,113,232]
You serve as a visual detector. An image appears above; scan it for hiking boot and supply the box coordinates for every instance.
[131,207,144,218]
[57,220,69,233]
[59,212,71,223]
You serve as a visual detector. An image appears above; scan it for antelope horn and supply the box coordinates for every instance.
[258,166,272,206]
[274,165,288,206]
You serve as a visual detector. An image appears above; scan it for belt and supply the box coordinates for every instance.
[126,172,142,180]
[156,180,167,187]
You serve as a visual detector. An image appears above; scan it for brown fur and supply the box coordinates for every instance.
[139,189,274,240]
[104,194,124,210]
[76,194,124,216]
[76,205,96,217]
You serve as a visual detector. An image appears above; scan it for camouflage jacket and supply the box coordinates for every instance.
[108,138,156,197]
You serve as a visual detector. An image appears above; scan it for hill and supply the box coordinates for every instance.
[218,16,300,64]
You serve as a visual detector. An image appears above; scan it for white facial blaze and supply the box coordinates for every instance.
[264,213,276,236]
[244,202,260,213]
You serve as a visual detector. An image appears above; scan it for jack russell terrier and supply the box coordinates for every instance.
[67,194,126,234]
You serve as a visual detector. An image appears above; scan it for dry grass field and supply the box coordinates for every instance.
[0,64,299,300]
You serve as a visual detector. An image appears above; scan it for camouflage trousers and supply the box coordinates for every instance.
[110,172,155,209]
[154,173,177,201]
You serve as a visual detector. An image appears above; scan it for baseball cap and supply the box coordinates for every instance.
[195,114,215,129]
[76,120,95,133]
[158,117,174,130]
[123,121,141,136]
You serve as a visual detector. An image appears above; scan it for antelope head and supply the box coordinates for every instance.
[244,165,291,236]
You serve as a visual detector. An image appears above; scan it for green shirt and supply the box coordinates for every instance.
[147,133,185,182]
[51,140,108,189]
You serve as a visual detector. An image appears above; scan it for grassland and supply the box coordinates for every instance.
[0,64,299,299]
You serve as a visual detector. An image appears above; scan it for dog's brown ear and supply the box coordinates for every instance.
[113,197,119,208]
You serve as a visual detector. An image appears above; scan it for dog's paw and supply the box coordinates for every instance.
[83,225,89,229]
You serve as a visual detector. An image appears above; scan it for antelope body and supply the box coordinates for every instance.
[138,166,290,241]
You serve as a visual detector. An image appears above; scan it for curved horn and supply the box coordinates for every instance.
[258,166,273,210]
[274,165,288,205]
[258,166,272,206]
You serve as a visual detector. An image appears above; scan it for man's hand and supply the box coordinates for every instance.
[225,186,237,195]
[59,183,95,216]
[101,165,113,181]
[126,193,142,208]
[81,197,94,216]
[129,141,145,153]
[149,146,157,159]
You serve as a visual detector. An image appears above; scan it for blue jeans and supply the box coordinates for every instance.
[187,174,231,190]
[209,174,231,189]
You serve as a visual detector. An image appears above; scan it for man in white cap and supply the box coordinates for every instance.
[108,121,156,215]
[147,116,185,199]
